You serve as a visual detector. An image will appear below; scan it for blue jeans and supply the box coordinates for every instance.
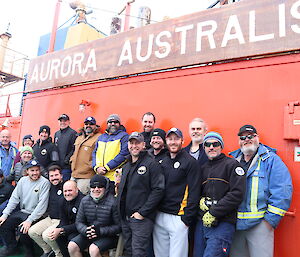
[62,168,72,181]
[193,221,235,257]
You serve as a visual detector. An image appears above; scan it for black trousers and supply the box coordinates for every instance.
[56,232,78,257]
[121,217,153,257]
[0,210,35,252]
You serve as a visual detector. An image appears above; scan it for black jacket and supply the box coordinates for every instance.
[184,142,208,168]
[48,182,64,219]
[141,131,152,150]
[200,153,246,224]
[117,151,165,221]
[57,191,84,235]
[159,150,201,226]
[0,178,14,206]
[76,179,121,237]
[33,138,59,170]
[54,127,77,169]
[148,148,169,163]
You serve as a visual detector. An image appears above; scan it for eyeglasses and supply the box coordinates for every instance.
[108,120,120,124]
[204,141,221,148]
[239,134,257,141]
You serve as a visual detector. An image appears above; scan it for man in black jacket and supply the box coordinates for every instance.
[117,132,165,257]
[148,128,168,163]
[33,125,59,172]
[153,128,201,257]
[28,165,64,257]
[68,175,120,257]
[54,114,77,181]
[0,169,14,246]
[51,180,84,257]
[193,132,246,257]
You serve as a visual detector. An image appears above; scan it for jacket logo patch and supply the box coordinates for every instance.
[41,149,47,155]
[84,147,88,151]
[235,167,245,176]
[34,188,39,193]
[159,159,163,164]
[137,166,147,175]
[174,161,180,169]
[57,190,62,195]
[72,207,77,213]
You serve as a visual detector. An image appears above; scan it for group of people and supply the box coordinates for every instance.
[0,112,293,257]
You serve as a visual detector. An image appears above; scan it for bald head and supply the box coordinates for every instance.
[63,180,79,201]
[0,129,11,148]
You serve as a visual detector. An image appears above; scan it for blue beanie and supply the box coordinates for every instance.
[203,132,224,148]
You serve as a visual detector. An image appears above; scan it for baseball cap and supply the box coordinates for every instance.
[26,159,41,169]
[90,175,107,188]
[84,116,96,125]
[166,127,183,139]
[39,125,50,135]
[129,132,144,142]
[238,125,257,136]
[58,114,70,121]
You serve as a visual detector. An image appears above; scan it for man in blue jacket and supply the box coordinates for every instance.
[92,114,129,182]
[229,125,293,257]
[0,130,18,178]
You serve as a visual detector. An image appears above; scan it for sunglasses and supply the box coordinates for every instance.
[239,134,257,141]
[204,141,221,148]
[90,185,105,189]
[108,120,120,124]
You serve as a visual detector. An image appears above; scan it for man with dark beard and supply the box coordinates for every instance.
[229,125,293,257]
[70,117,101,195]
[93,114,129,182]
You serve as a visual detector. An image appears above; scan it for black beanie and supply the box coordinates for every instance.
[150,128,166,143]
[39,125,51,135]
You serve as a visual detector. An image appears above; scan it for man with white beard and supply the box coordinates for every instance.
[229,125,293,257]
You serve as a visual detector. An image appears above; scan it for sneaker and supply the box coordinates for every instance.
[0,246,19,257]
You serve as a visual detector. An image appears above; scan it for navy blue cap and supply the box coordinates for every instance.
[166,127,183,139]
[26,160,41,169]
[84,116,96,125]
[58,114,70,121]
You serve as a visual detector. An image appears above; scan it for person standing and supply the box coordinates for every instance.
[141,112,156,150]
[0,130,18,178]
[117,132,165,257]
[70,116,101,195]
[193,132,246,257]
[33,125,59,172]
[93,114,129,182]
[153,128,201,257]
[54,114,77,181]
[229,125,293,257]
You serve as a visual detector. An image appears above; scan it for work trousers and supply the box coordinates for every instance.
[0,210,35,251]
[153,212,189,257]
[71,177,91,195]
[230,220,274,257]
[193,221,235,257]
[121,217,153,257]
[28,216,62,257]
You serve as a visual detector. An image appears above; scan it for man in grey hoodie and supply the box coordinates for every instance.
[0,159,50,257]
